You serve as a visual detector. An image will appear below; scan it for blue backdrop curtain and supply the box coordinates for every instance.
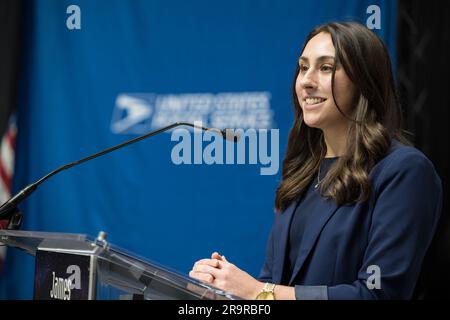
[0,0,397,299]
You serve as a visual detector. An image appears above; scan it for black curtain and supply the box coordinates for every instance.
[397,0,450,299]
[0,0,22,136]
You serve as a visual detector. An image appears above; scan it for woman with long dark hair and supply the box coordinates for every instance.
[189,22,442,299]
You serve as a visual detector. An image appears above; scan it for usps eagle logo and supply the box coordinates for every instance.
[110,94,154,134]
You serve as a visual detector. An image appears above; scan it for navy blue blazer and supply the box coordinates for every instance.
[258,141,442,299]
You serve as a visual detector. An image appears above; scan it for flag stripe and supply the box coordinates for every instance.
[0,177,11,204]
[1,124,17,176]
[0,116,17,272]
[0,162,12,191]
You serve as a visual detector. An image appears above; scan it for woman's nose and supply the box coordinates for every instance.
[299,70,317,89]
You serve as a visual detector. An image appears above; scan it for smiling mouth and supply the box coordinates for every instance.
[304,97,327,105]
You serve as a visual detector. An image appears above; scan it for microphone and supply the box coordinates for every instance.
[0,122,239,229]
[205,128,241,142]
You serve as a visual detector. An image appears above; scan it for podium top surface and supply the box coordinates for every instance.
[0,229,239,300]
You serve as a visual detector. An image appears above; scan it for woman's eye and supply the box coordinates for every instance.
[299,65,309,73]
[320,65,333,72]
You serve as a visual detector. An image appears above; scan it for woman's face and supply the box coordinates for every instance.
[295,32,356,132]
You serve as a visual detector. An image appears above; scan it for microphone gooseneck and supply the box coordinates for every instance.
[0,122,238,227]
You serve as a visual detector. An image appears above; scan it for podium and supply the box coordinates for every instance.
[0,229,239,300]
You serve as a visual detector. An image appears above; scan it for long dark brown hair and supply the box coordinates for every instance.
[275,22,410,212]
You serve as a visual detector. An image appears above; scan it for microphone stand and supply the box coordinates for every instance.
[0,122,234,230]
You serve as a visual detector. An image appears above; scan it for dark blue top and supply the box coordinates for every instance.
[282,157,338,285]
[259,141,443,299]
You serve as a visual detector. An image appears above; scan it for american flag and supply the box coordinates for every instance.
[0,115,17,272]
